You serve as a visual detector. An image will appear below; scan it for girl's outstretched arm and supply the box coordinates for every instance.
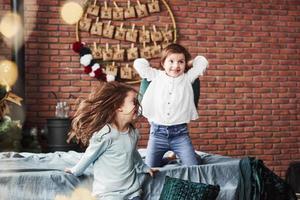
[187,56,209,82]
[133,58,160,81]
[133,148,151,173]
[133,149,159,176]
[148,168,159,177]
[67,131,111,176]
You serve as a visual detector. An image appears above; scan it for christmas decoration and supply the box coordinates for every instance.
[0,85,23,152]
[72,41,114,81]
[72,0,177,83]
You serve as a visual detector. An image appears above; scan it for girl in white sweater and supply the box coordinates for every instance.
[134,43,208,167]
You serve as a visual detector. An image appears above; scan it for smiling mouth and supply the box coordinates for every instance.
[170,70,182,75]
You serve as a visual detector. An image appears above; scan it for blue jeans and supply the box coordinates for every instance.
[145,123,198,167]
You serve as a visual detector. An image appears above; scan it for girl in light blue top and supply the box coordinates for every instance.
[65,81,156,200]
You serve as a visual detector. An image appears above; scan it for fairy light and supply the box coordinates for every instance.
[54,187,96,200]
[60,1,84,24]
[0,60,18,88]
[0,12,22,38]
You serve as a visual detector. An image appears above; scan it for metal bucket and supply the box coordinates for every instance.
[46,118,77,152]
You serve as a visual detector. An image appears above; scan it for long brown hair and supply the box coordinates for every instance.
[160,43,192,72]
[68,81,138,146]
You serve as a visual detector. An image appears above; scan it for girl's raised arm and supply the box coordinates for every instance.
[187,55,209,82]
[133,58,160,81]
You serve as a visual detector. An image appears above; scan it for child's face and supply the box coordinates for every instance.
[162,53,186,78]
[118,91,139,122]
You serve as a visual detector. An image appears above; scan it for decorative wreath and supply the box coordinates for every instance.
[73,0,177,83]
[72,41,116,82]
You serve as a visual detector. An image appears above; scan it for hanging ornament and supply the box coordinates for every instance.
[0,12,22,38]
[72,41,114,82]
[60,1,84,25]
[0,60,18,87]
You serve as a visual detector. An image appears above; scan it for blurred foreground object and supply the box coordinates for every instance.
[0,60,18,88]
[61,1,84,24]
[0,84,23,151]
[0,116,22,151]
[0,12,22,38]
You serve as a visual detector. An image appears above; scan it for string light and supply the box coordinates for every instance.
[0,12,22,38]
[0,60,18,88]
[60,1,84,24]
[55,187,96,200]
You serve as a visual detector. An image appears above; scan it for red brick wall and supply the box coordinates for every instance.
[0,0,11,60]
[1,0,300,177]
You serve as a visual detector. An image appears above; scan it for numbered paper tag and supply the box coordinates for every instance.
[79,18,92,32]
[162,30,173,42]
[147,0,160,13]
[92,47,102,59]
[103,49,113,61]
[103,24,115,38]
[140,46,152,59]
[120,65,132,79]
[135,3,149,18]
[139,30,151,43]
[113,7,124,20]
[90,22,103,36]
[127,46,139,60]
[101,7,112,19]
[87,5,100,16]
[151,30,163,42]
[126,30,138,42]
[113,48,125,61]
[124,6,136,19]
[114,27,126,40]
[132,68,140,80]
[106,64,118,76]
[150,45,161,58]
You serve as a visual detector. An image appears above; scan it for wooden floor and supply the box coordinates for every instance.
[297,193,300,199]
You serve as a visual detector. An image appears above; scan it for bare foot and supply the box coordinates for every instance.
[167,152,177,161]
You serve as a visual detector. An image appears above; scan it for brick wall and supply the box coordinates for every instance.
[1,0,300,177]
[0,0,11,60]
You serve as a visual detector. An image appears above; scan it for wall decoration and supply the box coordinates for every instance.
[135,0,149,18]
[79,14,92,31]
[125,24,138,43]
[101,1,112,19]
[87,0,100,16]
[124,1,136,19]
[114,23,126,40]
[139,25,151,43]
[73,0,177,83]
[112,2,124,20]
[92,42,102,59]
[147,0,160,13]
[90,17,103,36]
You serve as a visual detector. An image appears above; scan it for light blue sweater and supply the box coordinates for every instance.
[70,124,150,200]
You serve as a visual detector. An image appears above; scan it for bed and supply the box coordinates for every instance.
[0,149,296,200]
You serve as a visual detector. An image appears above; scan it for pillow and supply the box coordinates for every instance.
[159,176,220,200]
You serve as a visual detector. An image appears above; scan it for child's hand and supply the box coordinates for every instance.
[148,168,159,177]
[193,56,209,75]
[64,168,73,174]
